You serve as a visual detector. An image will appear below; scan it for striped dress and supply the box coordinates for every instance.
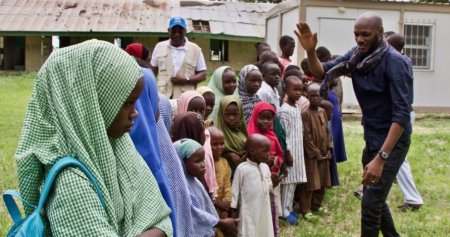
[278,103,307,184]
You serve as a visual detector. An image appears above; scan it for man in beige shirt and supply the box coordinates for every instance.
[151,16,207,99]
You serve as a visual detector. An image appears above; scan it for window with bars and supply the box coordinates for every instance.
[193,20,211,33]
[403,24,433,70]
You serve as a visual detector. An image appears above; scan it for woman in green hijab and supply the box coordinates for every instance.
[207,66,237,121]
[15,40,172,236]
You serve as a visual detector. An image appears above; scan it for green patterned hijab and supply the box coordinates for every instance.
[214,95,248,156]
[15,40,172,236]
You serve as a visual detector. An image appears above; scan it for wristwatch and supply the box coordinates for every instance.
[378,151,389,160]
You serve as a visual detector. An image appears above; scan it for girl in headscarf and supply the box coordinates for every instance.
[171,112,205,143]
[15,40,172,236]
[173,139,238,237]
[178,91,206,117]
[129,68,176,235]
[207,66,237,121]
[238,64,263,124]
[215,95,248,174]
[171,110,218,199]
[247,102,284,237]
[196,86,216,127]
[247,102,284,174]
[179,90,218,198]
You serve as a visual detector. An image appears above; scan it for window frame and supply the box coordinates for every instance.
[403,23,435,71]
[209,39,229,62]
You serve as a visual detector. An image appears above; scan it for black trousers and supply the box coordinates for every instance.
[361,139,410,237]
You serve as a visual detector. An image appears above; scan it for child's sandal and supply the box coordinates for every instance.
[303,212,319,223]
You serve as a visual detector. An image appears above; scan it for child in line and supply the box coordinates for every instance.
[299,84,332,222]
[247,102,284,236]
[238,64,263,124]
[215,95,248,173]
[171,112,205,143]
[278,75,307,225]
[174,138,238,237]
[207,66,237,120]
[257,62,282,111]
[208,127,232,237]
[283,68,310,112]
[171,112,212,193]
[231,134,274,237]
[320,100,340,187]
[178,91,206,117]
[196,86,216,127]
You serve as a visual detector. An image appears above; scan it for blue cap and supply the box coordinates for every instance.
[169,17,186,29]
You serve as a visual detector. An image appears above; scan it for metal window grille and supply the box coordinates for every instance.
[403,24,433,70]
[193,20,211,32]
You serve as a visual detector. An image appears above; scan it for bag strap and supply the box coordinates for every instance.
[36,156,107,211]
[3,190,36,224]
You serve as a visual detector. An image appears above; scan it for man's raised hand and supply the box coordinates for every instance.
[294,22,318,52]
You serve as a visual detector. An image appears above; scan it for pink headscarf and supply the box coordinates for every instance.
[247,102,284,173]
[178,91,204,114]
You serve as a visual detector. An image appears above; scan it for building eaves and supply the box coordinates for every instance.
[0,0,275,40]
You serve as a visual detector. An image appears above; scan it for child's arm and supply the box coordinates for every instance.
[224,152,243,168]
[230,165,242,211]
[214,199,231,213]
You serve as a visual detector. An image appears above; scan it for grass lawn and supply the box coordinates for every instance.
[1,72,450,236]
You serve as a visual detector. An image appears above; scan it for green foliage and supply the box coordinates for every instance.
[1,73,449,236]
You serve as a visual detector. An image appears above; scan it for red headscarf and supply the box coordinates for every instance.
[247,102,283,173]
[125,43,148,61]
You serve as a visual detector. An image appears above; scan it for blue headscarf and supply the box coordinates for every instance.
[174,139,219,237]
[129,68,176,235]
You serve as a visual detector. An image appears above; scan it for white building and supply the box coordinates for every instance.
[266,0,450,112]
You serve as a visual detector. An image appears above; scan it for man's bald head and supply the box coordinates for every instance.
[387,33,405,53]
[356,12,383,29]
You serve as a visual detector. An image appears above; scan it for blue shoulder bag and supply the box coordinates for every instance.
[2,157,106,237]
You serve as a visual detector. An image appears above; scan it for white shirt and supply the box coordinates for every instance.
[257,81,281,112]
[150,38,206,77]
[231,161,274,237]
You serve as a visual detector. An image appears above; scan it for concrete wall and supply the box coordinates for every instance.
[403,11,450,109]
[15,35,259,78]
[266,8,300,65]
[266,4,450,111]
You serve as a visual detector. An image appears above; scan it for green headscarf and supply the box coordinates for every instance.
[177,139,203,160]
[214,95,248,156]
[207,66,237,120]
[15,40,172,236]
